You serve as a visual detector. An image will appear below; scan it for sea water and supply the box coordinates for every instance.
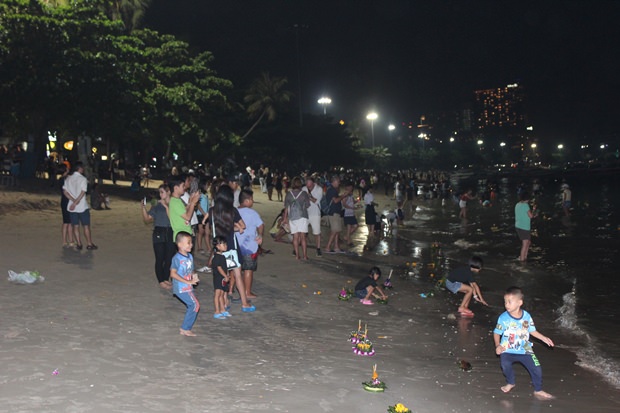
[372,172,620,389]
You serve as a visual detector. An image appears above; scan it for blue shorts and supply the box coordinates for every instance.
[563,200,571,208]
[355,289,367,299]
[70,209,91,226]
[445,279,462,294]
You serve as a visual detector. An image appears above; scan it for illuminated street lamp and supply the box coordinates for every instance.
[366,112,378,147]
[557,144,564,150]
[317,97,332,115]
[531,143,537,149]
[388,124,395,148]
[500,142,506,147]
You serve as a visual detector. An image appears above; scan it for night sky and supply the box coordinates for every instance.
[144,1,620,144]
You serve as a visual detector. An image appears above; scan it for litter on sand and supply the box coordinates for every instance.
[8,270,45,284]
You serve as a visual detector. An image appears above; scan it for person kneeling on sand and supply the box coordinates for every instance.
[494,286,555,400]
[445,256,488,316]
[354,266,388,305]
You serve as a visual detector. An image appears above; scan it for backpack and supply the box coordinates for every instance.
[319,195,332,216]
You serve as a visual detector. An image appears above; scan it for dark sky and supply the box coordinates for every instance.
[144,1,620,144]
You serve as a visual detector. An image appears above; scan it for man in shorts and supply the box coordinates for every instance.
[62,162,97,250]
[303,176,323,256]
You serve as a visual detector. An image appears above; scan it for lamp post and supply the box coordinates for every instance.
[366,112,378,148]
[317,97,332,115]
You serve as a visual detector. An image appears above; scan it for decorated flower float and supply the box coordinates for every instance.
[338,287,353,301]
[387,403,412,413]
[352,323,375,356]
[362,364,386,392]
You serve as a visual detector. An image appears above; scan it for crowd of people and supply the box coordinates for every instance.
[42,157,569,400]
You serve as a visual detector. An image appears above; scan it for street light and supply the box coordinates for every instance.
[557,144,564,150]
[317,97,332,115]
[500,142,506,147]
[366,112,378,147]
[388,124,395,148]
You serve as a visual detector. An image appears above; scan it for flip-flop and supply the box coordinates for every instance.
[242,305,256,312]
[459,309,474,317]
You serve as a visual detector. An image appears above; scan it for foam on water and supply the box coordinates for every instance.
[453,239,480,249]
[555,285,620,389]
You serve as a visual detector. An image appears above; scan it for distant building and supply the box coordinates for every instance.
[473,83,527,136]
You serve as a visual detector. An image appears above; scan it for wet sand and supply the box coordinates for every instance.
[1,179,619,412]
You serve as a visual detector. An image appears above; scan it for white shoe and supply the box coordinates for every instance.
[196,266,212,273]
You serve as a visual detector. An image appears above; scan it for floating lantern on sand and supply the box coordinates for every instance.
[387,403,412,413]
[339,287,353,301]
[362,364,386,392]
[353,324,375,356]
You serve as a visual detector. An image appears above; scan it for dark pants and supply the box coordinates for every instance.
[153,227,176,283]
[500,352,543,391]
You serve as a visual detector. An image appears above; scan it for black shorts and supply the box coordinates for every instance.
[516,228,531,241]
[240,254,258,271]
[213,272,228,291]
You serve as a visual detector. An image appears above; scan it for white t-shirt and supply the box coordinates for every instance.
[303,184,323,217]
[181,192,199,225]
[63,171,89,213]
[363,191,374,206]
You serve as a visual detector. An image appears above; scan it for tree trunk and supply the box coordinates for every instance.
[240,111,266,141]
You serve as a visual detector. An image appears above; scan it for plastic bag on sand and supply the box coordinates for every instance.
[8,270,45,284]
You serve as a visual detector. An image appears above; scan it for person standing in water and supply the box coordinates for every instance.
[515,191,537,262]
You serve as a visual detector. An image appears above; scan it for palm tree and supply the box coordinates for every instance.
[106,0,152,32]
[241,72,292,140]
[345,119,366,147]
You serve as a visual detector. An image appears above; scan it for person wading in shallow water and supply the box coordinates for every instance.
[515,191,537,262]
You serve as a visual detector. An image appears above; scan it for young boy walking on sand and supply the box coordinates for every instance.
[211,236,231,319]
[494,286,555,400]
[445,256,488,317]
[170,232,200,336]
[354,266,388,305]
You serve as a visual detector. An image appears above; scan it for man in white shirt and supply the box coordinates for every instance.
[62,162,97,250]
[303,176,323,256]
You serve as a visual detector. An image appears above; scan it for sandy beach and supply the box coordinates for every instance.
[1,179,619,413]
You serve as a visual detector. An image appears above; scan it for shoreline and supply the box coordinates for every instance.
[0,179,619,412]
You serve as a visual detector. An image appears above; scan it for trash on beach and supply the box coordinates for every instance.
[458,359,472,371]
[52,368,59,376]
[8,270,45,284]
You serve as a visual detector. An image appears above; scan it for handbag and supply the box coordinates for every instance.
[212,212,240,269]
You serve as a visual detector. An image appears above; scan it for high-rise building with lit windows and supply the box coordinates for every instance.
[473,83,526,135]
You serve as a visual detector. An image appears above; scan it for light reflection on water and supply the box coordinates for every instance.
[362,172,620,387]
